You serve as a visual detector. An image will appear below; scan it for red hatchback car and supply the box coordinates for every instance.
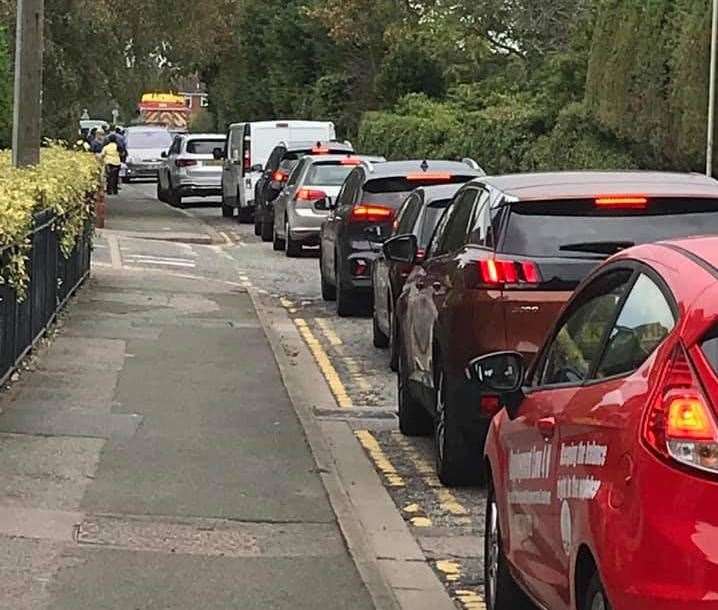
[474,236,718,610]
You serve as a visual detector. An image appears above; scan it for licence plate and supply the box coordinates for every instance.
[206,159,223,166]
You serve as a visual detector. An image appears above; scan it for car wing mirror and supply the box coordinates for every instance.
[314,197,330,210]
[383,234,418,264]
[467,351,526,418]
[251,163,264,172]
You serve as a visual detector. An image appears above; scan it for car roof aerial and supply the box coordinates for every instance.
[477,171,718,201]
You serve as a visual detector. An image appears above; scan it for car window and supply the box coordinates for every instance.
[266,147,286,171]
[229,126,243,162]
[304,163,354,187]
[396,194,422,235]
[467,189,493,247]
[538,270,633,386]
[127,129,173,150]
[426,203,454,259]
[170,136,182,155]
[186,139,225,155]
[594,273,675,379]
[338,171,362,209]
[286,158,306,187]
[418,199,452,248]
[434,189,479,256]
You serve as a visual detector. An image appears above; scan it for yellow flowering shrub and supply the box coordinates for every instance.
[0,145,102,296]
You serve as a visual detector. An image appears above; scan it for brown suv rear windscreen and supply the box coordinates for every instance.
[502,198,718,258]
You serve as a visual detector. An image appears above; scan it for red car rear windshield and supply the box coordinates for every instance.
[363,177,471,209]
[502,198,718,257]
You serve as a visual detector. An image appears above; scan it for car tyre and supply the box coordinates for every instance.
[273,229,285,251]
[584,573,612,610]
[156,180,167,203]
[485,485,535,610]
[168,186,182,208]
[237,206,254,224]
[435,365,483,486]
[261,220,274,243]
[121,176,130,184]
[221,201,234,218]
[373,310,389,348]
[254,218,262,236]
[320,252,336,301]
[398,348,433,436]
[389,308,399,372]
[285,221,302,257]
[336,270,358,318]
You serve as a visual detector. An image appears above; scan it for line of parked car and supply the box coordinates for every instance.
[151,119,718,610]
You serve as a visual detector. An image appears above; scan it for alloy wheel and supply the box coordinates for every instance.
[435,370,446,464]
[486,496,500,609]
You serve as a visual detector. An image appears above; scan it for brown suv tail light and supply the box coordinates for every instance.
[642,344,718,475]
[474,258,542,288]
[175,159,198,168]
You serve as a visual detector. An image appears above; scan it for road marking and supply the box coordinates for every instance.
[125,254,196,263]
[436,559,462,582]
[314,318,343,347]
[107,235,122,269]
[391,432,470,517]
[124,259,196,268]
[355,430,405,487]
[280,297,294,309]
[403,503,433,527]
[343,358,372,392]
[294,318,352,408]
[455,589,486,610]
[409,516,432,527]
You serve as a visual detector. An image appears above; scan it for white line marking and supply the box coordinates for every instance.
[107,235,122,269]
[126,260,196,268]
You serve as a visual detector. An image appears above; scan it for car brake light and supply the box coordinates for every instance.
[175,159,198,168]
[643,345,718,474]
[595,195,647,209]
[243,144,251,170]
[480,395,501,417]
[350,204,394,223]
[406,172,453,181]
[477,258,542,287]
[341,158,362,165]
[312,146,330,154]
[295,188,327,202]
[273,170,288,182]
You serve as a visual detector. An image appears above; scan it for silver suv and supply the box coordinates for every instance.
[272,154,385,257]
[157,133,226,207]
[123,126,174,183]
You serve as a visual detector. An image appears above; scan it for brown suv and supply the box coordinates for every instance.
[386,171,718,485]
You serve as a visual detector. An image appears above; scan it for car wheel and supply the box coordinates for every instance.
[398,347,433,436]
[373,309,389,348]
[485,486,535,610]
[273,228,285,251]
[121,176,130,184]
[156,180,166,203]
[320,251,336,301]
[285,220,302,257]
[336,266,359,318]
[389,308,399,372]
[584,573,612,610]
[435,365,482,486]
[237,202,254,224]
[221,201,234,218]
[261,219,274,243]
[254,218,262,236]
[168,186,182,208]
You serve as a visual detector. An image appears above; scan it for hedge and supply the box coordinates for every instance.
[0,145,102,296]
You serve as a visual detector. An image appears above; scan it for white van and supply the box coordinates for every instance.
[220,120,336,220]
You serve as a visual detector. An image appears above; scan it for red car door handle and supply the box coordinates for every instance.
[537,417,556,440]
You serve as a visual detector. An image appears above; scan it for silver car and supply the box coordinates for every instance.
[157,133,226,207]
[272,154,385,257]
[122,126,174,183]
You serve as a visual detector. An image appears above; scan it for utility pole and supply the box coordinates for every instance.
[708,0,718,176]
[12,0,44,168]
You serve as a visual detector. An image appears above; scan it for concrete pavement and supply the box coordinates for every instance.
[0,187,376,609]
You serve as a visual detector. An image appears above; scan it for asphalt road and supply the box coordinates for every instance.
[110,184,489,609]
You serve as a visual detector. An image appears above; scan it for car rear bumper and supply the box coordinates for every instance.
[178,185,222,197]
[340,245,382,293]
[125,163,161,179]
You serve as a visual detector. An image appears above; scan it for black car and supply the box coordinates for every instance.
[254,140,354,241]
[319,160,480,317]
[371,183,463,368]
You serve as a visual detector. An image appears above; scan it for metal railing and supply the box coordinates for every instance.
[0,208,92,385]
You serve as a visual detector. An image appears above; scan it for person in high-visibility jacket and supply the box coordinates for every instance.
[99,134,122,195]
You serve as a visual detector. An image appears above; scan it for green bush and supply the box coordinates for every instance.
[0,146,102,296]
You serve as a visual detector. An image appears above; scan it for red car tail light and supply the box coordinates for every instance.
[312,146,330,154]
[175,159,198,168]
[341,157,362,165]
[295,188,327,202]
[350,204,394,223]
[406,172,453,181]
[479,395,502,417]
[273,170,288,182]
[643,345,718,474]
[477,258,542,288]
